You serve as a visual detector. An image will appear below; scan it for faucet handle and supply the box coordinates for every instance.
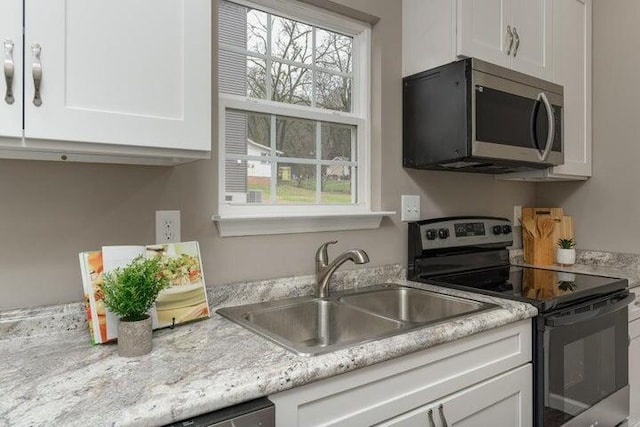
[316,240,338,266]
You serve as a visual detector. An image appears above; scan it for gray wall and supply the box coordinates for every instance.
[0,0,535,310]
[537,0,638,253]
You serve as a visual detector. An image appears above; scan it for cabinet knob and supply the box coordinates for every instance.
[3,39,14,105]
[506,25,514,56]
[427,409,436,427]
[512,27,520,57]
[439,404,449,427]
[31,43,42,107]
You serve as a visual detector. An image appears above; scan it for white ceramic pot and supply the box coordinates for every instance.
[117,315,152,357]
[556,248,576,266]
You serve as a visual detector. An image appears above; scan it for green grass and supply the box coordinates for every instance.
[248,179,352,204]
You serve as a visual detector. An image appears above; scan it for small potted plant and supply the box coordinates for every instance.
[557,238,577,266]
[102,256,169,357]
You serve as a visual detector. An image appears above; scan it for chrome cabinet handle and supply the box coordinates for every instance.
[506,25,514,56]
[438,404,449,427]
[3,39,14,105]
[31,43,42,107]
[427,408,436,427]
[513,27,520,57]
[537,92,555,162]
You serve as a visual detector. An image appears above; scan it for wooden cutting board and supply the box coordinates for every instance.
[521,207,574,265]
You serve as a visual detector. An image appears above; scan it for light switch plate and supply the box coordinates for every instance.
[401,195,421,222]
[155,210,181,243]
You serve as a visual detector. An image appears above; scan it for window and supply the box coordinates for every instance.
[217,0,372,221]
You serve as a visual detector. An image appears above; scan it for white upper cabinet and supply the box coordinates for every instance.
[403,0,552,81]
[509,0,553,80]
[0,0,211,165]
[457,0,511,69]
[500,0,592,181]
[0,0,23,139]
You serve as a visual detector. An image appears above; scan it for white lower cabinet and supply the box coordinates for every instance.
[269,319,532,426]
[629,288,640,427]
[378,364,532,427]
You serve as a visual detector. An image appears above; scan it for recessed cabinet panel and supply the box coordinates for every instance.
[510,0,553,80]
[0,0,23,139]
[457,0,511,69]
[550,0,591,177]
[24,0,211,152]
[64,2,183,119]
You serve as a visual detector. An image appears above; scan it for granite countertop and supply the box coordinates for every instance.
[510,249,640,289]
[0,265,537,427]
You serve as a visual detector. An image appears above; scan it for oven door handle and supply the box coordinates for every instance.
[545,293,635,327]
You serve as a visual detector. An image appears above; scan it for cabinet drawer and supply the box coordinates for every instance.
[377,364,532,427]
[270,319,532,427]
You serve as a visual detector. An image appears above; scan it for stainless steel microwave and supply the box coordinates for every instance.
[403,58,564,174]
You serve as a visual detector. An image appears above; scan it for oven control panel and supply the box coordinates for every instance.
[415,217,513,250]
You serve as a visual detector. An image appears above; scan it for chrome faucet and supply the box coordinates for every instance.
[315,241,369,298]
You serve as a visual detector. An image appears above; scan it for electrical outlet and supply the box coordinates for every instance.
[401,195,421,222]
[155,210,181,243]
[514,205,522,226]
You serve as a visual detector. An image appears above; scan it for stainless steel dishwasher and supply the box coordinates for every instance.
[164,398,274,427]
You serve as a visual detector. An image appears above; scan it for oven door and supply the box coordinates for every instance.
[472,71,563,166]
[541,292,634,427]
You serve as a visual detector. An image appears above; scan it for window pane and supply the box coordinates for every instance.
[277,163,316,204]
[272,16,313,65]
[276,117,316,159]
[321,166,353,204]
[316,72,352,112]
[316,29,353,74]
[219,52,267,99]
[226,110,270,155]
[224,159,271,205]
[247,9,268,55]
[321,123,354,160]
[271,61,312,106]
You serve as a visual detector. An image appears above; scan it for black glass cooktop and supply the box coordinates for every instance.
[425,266,627,312]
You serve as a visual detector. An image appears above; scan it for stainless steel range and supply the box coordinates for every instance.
[407,216,633,427]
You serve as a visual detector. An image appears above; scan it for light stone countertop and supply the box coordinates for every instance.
[0,265,537,427]
[510,249,640,289]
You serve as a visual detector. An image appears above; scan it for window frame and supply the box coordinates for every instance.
[217,0,372,218]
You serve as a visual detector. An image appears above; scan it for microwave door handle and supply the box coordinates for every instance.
[545,293,635,327]
[537,92,555,162]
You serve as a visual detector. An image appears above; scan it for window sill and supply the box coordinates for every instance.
[212,211,395,237]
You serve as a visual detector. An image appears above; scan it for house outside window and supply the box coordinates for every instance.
[217,0,371,216]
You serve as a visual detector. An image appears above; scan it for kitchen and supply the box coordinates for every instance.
[0,0,638,426]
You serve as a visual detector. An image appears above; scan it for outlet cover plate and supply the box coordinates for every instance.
[401,195,421,222]
[155,210,181,243]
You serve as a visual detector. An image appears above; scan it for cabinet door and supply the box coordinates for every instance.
[510,0,553,80]
[23,0,211,152]
[0,0,23,139]
[378,364,532,427]
[549,0,592,178]
[457,0,511,68]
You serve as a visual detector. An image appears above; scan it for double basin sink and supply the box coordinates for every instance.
[217,284,498,356]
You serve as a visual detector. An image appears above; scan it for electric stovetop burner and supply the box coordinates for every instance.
[428,265,625,311]
[408,216,627,312]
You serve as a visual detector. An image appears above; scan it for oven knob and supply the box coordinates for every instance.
[493,225,503,235]
[425,229,437,240]
[502,225,512,234]
[438,228,449,239]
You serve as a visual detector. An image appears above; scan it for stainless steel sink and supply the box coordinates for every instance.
[217,284,498,356]
[339,287,489,324]
[243,299,403,353]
